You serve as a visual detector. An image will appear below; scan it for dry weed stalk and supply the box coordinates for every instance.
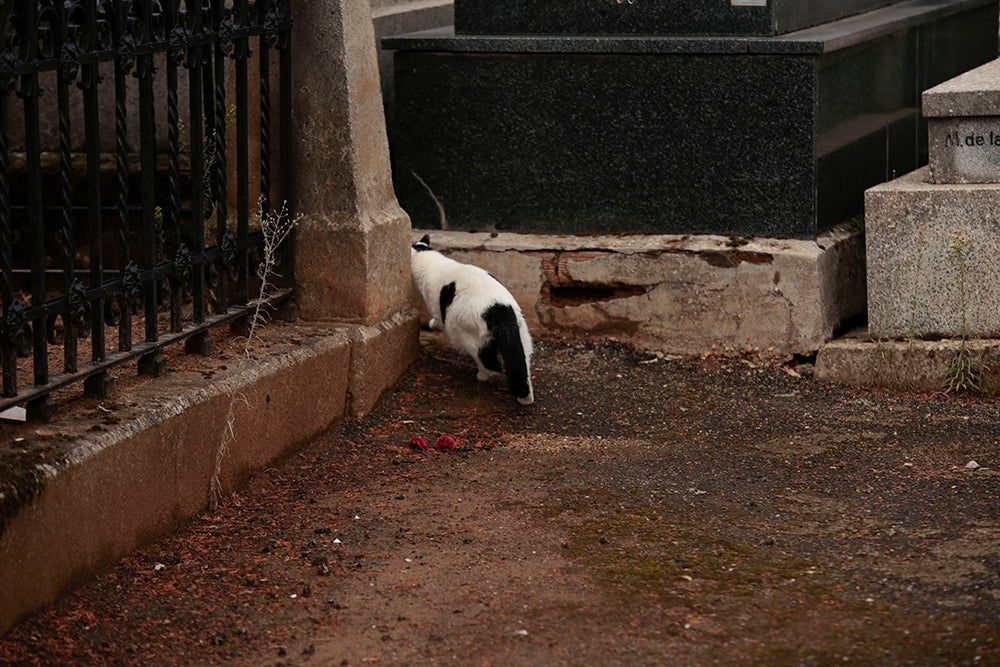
[943,233,985,394]
[209,198,299,510]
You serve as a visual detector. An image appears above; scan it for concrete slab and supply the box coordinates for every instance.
[924,59,1000,184]
[414,226,866,358]
[346,310,421,417]
[816,329,1000,394]
[923,57,1000,119]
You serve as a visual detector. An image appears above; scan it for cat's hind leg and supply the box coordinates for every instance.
[475,342,503,381]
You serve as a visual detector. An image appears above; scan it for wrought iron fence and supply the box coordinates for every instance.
[0,0,293,420]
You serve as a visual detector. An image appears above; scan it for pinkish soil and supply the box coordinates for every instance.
[1,333,998,666]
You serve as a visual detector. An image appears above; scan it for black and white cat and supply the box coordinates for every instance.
[411,234,534,405]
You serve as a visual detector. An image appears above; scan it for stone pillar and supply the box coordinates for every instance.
[291,0,412,325]
[290,0,418,416]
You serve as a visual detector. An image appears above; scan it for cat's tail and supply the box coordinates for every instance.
[484,303,534,405]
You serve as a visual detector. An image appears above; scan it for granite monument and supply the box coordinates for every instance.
[385,0,998,237]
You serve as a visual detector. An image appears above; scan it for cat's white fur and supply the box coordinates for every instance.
[411,236,534,405]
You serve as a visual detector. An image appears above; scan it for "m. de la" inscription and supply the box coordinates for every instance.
[944,130,1000,148]
[928,119,1000,184]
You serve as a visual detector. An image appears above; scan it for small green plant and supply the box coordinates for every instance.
[944,346,980,394]
[208,197,299,510]
[176,106,239,247]
[943,232,985,394]
[845,213,865,234]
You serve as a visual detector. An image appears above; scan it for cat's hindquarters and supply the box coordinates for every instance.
[482,303,534,405]
[411,241,534,405]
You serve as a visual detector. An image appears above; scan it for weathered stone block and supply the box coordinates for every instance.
[414,228,865,357]
[925,59,1000,184]
[865,166,1000,339]
[346,310,421,417]
[296,211,413,324]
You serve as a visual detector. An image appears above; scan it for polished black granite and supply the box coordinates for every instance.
[385,0,995,56]
[385,0,998,237]
[392,52,816,236]
[453,0,911,37]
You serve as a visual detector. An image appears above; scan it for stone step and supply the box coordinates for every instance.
[924,58,1000,184]
[816,330,1000,395]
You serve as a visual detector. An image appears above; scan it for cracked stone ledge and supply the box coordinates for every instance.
[415,227,866,358]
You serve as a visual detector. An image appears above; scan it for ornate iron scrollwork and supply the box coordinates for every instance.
[5,300,31,357]
[117,30,136,72]
[168,24,188,65]
[0,50,17,93]
[175,243,193,288]
[221,229,238,277]
[4,300,28,348]
[218,14,235,56]
[68,278,91,338]
[59,34,81,82]
[263,7,280,47]
[272,0,291,51]
[121,260,143,314]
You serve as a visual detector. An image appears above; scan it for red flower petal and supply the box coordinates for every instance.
[434,435,456,452]
[408,436,428,451]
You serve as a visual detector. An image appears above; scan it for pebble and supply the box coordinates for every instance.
[965,460,981,470]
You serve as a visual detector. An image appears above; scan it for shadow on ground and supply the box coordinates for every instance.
[1,334,998,665]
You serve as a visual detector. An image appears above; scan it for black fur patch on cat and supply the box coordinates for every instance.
[477,341,502,373]
[483,303,531,401]
[439,282,456,325]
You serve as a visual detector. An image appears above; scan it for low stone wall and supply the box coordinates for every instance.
[415,226,866,358]
[1,0,423,637]
[0,318,419,635]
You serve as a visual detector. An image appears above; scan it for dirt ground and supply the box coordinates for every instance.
[1,333,998,666]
